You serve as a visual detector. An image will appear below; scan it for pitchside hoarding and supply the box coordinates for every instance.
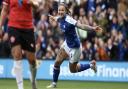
[0,59,128,82]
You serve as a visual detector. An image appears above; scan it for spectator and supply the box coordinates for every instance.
[0,0,128,61]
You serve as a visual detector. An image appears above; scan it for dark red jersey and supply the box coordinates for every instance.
[3,0,34,29]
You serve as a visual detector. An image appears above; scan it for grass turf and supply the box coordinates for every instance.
[0,79,128,89]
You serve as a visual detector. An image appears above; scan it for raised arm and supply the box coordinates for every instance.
[76,21,103,32]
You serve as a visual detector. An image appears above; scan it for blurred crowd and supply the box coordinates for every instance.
[0,0,128,61]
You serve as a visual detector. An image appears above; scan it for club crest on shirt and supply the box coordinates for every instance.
[60,25,65,32]
[63,25,65,29]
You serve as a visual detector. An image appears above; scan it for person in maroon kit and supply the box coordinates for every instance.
[0,0,39,89]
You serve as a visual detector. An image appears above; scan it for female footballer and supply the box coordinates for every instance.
[47,3,103,88]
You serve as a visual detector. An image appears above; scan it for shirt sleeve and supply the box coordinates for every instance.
[3,0,10,5]
[65,15,77,26]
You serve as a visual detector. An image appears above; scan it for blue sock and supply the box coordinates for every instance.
[78,64,90,72]
[53,67,60,83]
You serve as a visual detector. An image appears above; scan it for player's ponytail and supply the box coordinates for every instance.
[59,2,71,16]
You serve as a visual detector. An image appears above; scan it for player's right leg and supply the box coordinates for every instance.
[8,27,24,89]
[47,48,68,88]
[11,45,23,89]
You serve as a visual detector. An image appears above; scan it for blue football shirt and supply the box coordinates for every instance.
[58,15,80,48]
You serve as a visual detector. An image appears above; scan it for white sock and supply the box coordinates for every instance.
[12,60,23,89]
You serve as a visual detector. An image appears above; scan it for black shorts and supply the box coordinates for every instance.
[8,27,35,52]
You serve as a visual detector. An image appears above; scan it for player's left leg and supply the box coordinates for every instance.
[69,48,97,73]
[69,60,97,73]
[22,29,37,89]
[26,51,37,89]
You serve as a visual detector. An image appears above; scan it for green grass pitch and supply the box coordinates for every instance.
[0,79,128,89]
